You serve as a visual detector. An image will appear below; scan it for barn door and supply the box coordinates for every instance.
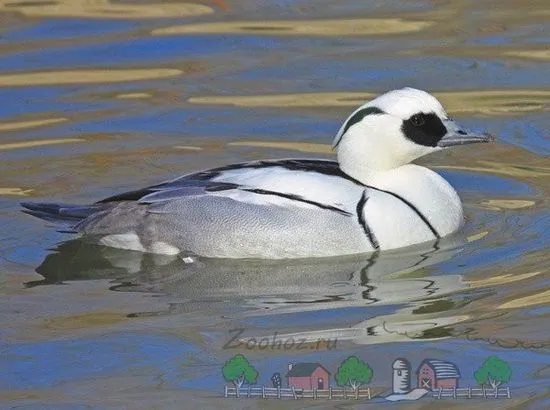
[421,378,432,389]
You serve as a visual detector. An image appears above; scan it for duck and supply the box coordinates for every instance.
[22,88,494,259]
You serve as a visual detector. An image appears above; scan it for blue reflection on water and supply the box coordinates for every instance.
[0,19,139,43]
[0,334,201,389]
[0,35,279,72]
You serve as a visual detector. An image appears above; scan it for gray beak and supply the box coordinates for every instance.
[438,119,496,148]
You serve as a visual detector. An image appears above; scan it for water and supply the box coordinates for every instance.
[0,0,549,408]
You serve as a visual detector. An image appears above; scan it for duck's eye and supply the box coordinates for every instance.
[402,111,447,147]
[410,114,425,127]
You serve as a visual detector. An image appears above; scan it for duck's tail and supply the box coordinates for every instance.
[20,202,107,224]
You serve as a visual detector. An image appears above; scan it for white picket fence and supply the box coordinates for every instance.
[432,386,511,399]
[224,385,371,400]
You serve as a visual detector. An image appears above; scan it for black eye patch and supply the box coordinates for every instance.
[402,112,447,147]
[334,106,384,148]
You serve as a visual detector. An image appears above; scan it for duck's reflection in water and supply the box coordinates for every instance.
[29,234,472,344]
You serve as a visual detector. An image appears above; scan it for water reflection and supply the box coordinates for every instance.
[0,137,85,151]
[0,0,213,19]
[0,117,67,131]
[29,235,472,345]
[188,89,550,114]
[152,18,434,37]
[0,68,183,87]
[504,50,550,60]
[0,187,32,196]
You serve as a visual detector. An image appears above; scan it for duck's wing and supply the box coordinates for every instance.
[97,159,363,211]
[21,159,362,227]
[65,159,372,257]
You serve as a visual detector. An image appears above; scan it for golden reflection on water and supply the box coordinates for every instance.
[498,289,550,309]
[0,117,67,131]
[466,271,543,289]
[189,89,550,114]
[152,18,434,37]
[115,92,153,100]
[442,161,550,178]
[405,43,550,62]
[41,311,129,331]
[228,140,333,154]
[466,231,489,242]
[0,0,213,19]
[0,187,33,196]
[174,145,203,151]
[189,92,376,107]
[503,50,550,61]
[0,69,182,87]
[0,138,85,151]
[478,199,536,210]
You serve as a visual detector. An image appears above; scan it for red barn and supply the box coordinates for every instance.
[286,363,330,390]
[416,359,460,390]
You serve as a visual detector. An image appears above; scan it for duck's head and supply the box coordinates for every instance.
[333,88,494,180]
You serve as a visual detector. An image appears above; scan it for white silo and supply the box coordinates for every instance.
[392,358,411,394]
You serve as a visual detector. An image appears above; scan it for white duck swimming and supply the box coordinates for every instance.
[22,88,494,259]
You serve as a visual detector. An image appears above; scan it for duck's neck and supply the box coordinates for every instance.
[339,160,445,197]
[335,126,417,187]
[339,158,460,209]
[340,163,386,185]
[339,160,398,187]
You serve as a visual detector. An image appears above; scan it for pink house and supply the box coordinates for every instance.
[286,363,330,390]
[416,359,460,390]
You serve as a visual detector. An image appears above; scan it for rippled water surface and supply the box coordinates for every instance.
[0,1,549,409]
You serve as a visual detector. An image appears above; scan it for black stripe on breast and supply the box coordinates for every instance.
[356,191,380,250]
[368,187,440,239]
[333,171,439,239]
[242,188,352,216]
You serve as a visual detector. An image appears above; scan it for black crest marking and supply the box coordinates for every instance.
[334,106,384,148]
[402,112,447,147]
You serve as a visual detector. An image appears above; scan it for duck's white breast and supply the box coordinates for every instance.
[366,164,464,240]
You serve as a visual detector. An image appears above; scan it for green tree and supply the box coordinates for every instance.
[335,356,373,392]
[474,356,512,389]
[222,354,259,396]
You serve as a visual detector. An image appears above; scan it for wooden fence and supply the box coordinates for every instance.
[224,385,371,400]
[432,386,511,399]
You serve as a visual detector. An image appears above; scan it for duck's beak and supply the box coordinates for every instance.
[438,119,496,148]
